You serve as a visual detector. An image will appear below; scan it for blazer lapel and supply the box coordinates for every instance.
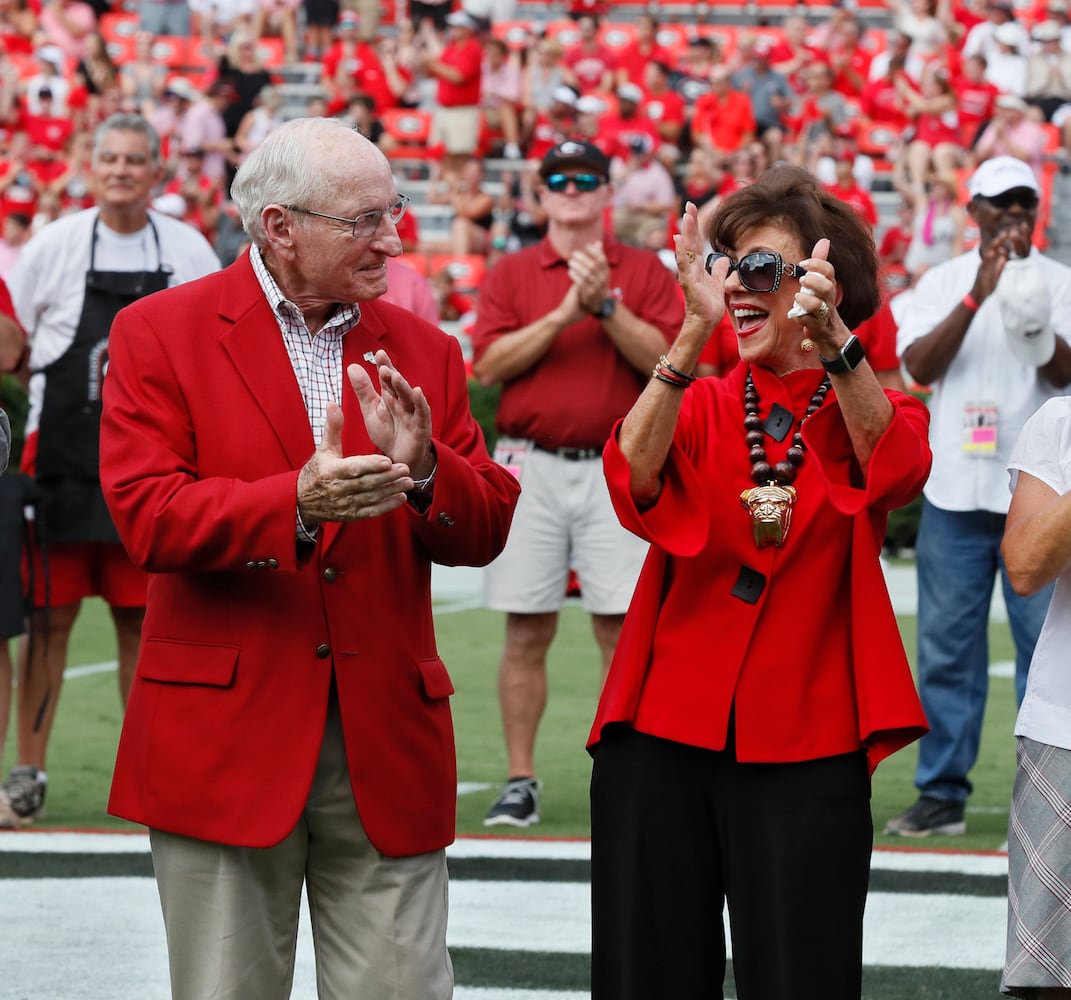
[217,255,316,471]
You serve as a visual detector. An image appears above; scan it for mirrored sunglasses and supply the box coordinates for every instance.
[704,250,807,293]
[545,172,604,193]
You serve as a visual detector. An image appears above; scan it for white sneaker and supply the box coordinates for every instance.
[503,143,522,160]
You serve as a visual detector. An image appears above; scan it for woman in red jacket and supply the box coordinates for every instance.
[588,166,932,1000]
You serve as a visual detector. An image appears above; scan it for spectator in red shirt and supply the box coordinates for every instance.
[46,129,93,213]
[527,85,581,160]
[860,52,913,131]
[562,15,616,95]
[321,11,410,117]
[955,52,1000,146]
[768,14,820,94]
[614,13,671,88]
[602,82,659,163]
[421,10,484,174]
[828,15,874,97]
[641,60,685,146]
[674,36,720,108]
[691,66,756,157]
[0,131,41,223]
[823,152,879,229]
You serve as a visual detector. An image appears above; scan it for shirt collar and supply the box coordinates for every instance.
[250,244,361,335]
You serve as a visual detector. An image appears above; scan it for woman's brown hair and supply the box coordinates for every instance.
[706,164,881,331]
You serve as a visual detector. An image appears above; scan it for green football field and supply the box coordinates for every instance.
[0,592,1020,998]
[0,590,1018,849]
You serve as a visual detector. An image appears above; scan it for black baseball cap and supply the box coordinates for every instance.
[538,139,611,180]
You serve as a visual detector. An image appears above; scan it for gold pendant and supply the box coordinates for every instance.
[741,482,797,548]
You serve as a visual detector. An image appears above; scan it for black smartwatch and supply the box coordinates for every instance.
[594,296,616,319]
[819,334,866,374]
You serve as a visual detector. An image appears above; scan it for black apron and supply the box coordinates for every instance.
[34,216,171,544]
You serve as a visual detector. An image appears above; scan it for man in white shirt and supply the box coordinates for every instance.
[886,155,1071,837]
[0,114,219,829]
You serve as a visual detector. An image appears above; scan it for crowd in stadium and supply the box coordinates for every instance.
[0,0,1066,308]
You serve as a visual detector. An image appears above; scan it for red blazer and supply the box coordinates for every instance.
[100,253,519,857]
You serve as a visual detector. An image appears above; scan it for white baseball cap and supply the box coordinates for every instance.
[967,156,1040,199]
[997,257,1055,366]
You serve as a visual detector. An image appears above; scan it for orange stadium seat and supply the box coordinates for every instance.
[544,21,582,48]
[428,254,487,295]
[380,108,436,161]
[253,37,286,69]
[493,20,537,51]
[599,23,636,52]
[151,35,187,69]
[100,11,138,45]
[183,38,218,88]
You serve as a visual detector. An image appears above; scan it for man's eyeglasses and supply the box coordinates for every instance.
[704,250,807,293]
[544,173,605,193]
[979,188,1039,211]
[286,195,410,238]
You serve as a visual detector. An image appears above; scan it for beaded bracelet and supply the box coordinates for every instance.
[653,370,690,389]
[656,354,697,384]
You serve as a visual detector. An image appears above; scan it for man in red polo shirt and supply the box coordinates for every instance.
[421,10,483,174]
[690,65,756,156]
[471,140,683,827]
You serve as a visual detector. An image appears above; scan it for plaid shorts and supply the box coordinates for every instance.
[1002,736,1071,997]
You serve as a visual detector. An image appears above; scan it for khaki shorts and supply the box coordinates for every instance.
[431,106,481,155]
[483,441,649,614]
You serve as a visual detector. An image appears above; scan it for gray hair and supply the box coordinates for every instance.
[231,117,372,247]
[92,113,161,166]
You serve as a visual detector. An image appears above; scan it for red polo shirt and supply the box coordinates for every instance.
[472,235,683,448]
[437,35,482,107]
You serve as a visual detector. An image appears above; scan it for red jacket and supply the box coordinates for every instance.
[589,364,931,774]
[101,253,519,856]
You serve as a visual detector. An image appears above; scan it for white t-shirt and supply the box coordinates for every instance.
[1008,395,1071,749]
[897,247,1071,513]
[9,207,221,438]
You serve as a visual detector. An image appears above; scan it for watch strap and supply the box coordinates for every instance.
[819,334,866,374]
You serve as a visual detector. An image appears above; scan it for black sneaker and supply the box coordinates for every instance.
[483,777,541,828]
[883,796,965,837]
[2,766,47,823]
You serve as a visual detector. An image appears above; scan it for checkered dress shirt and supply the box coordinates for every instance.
[250,243,360,447]
[250,245,362,540]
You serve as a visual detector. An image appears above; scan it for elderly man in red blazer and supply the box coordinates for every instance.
[99,117,520,1000]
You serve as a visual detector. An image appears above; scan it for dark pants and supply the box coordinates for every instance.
[590,726,873,1000]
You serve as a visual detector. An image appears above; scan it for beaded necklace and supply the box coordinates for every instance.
[740,370,831,548]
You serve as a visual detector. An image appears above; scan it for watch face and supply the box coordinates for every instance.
[598,297,616,318]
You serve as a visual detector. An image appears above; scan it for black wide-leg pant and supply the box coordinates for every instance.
[590,726,873,1000]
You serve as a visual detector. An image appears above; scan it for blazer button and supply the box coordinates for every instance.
[323,567,337,582]
[438,512,454,526]
[315,644,331,659]
[268,558,279,569]
[246,561,257,569]
[257,561,268,569]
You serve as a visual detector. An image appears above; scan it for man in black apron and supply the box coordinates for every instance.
[1,114,220,825]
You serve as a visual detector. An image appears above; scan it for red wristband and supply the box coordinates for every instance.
[962,293,979,313]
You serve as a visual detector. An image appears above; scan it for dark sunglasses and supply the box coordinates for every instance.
[980,187,1038,210]
[544,172,604,193]
[704,250,807,293]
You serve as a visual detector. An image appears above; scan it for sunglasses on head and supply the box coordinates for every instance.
[980,187,1039,210]
[704,250,807,293]
[544,172,604,193]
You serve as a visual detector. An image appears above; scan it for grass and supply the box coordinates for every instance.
[2,595,1020,851]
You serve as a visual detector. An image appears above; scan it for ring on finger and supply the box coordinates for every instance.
[816,301,830,320]
[685,250,696,263]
